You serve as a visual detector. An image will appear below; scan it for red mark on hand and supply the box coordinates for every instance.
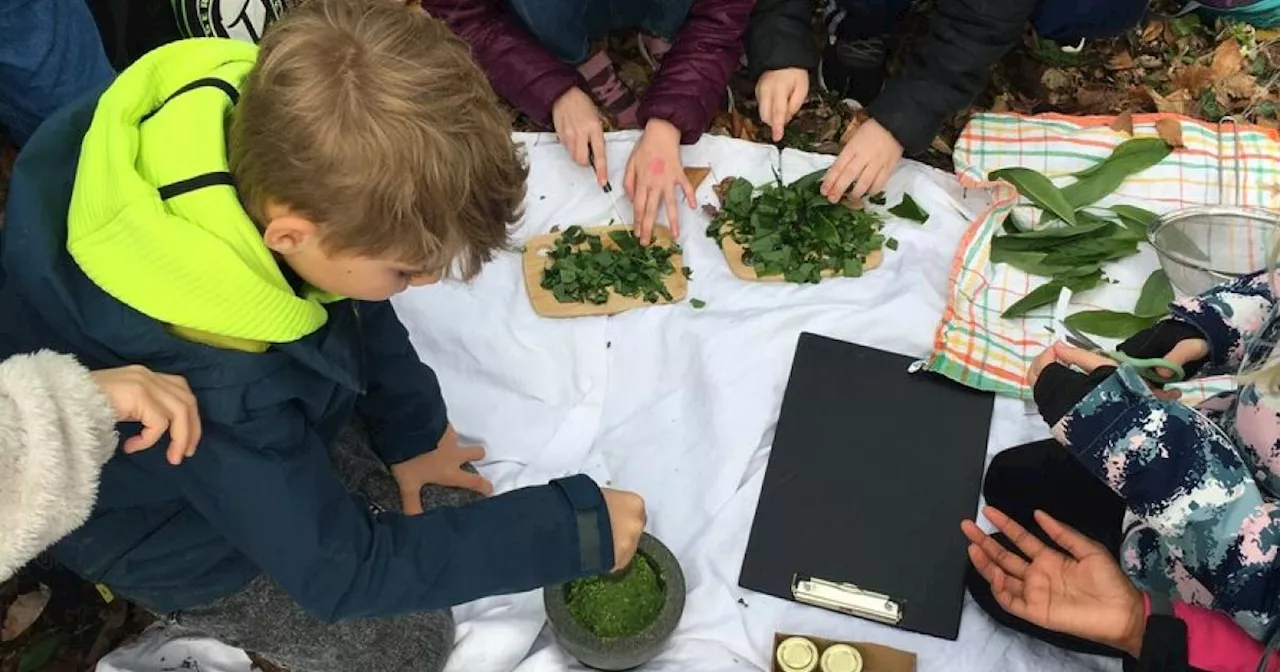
[648,157,666,176]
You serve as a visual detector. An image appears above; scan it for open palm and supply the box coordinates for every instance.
[962,507,1145,656]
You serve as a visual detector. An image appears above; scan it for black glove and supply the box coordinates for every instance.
[1118,319,1208,380]
[1033,363,1118,426]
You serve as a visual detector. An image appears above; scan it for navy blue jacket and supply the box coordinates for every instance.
[0,84,614,621]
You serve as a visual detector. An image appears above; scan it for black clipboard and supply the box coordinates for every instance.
[738,333,995,640]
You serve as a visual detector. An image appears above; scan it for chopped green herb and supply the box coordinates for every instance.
[540,226,682,305]
[888,194,929,223]
[707,171,889,283]
[566,553,665,639]
[690,298,706,309]
[868,193,887,206]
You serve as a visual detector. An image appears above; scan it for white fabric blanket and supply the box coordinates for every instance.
[100,133,1118,672]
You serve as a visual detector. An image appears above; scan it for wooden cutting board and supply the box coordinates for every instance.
[717,223,883,282]
[522,225,688,318]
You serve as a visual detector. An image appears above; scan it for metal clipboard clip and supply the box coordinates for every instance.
[791,575,903,625]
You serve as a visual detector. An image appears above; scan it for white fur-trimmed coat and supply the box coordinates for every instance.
[0,351,118,581]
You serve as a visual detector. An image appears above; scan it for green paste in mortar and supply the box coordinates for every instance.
[566,553,665,639]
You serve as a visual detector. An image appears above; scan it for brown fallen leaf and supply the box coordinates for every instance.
[1148,87,1195,115]
[838,108,870,147]
[1110,110,1135,135]
[1041,68,1074,90]
[930,135,954,156]
[991,92,1013,113]
[1172,65,1214,94]
[1106,50,1136,70]
[2,584,51,642]
[712,176,735,202]
[1220,72,1259,99]
[1210,40,1245,80]
[1156,118,1186,148]
[1140,20,1165,43]
[684,167,711,191]
[729,108,759,142]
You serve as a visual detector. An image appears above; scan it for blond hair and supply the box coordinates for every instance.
[229,0,525,279]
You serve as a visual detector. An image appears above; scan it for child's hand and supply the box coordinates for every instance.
[756,68,809,142]
[820,119,903,203]
[391,425,494,515]
[553,87,609,187]
[91,365,201,465]
[625,118,694,245]
[601,488,647,572]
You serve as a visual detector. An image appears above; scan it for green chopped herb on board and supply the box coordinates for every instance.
[706,170,889,283]
[540,226,682,305]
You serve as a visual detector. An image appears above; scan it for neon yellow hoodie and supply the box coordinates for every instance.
[67,39,336,352]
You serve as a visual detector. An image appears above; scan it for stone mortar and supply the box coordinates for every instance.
[544,533,687,671]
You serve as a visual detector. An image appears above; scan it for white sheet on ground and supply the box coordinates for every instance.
[99,132,1118,672]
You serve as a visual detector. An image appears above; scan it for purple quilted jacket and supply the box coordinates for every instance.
[423,0,755,144]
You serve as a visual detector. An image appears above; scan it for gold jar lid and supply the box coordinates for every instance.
[820,644,864,672]
[776,637,820,672]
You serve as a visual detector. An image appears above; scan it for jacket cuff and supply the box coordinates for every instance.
[525,72,583,128]
[551,474,614,575]
[637,102,707,146]
[1033,363,1117,426]
[377,411,448,465]
[866,87,940,155]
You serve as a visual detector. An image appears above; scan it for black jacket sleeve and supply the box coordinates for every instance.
[746,0,819,79]
[867,0,1036,154]
[354,300,449,466]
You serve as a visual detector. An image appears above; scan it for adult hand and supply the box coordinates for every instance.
[391,425,494,515]
[756,68,809,142]
[820,119,902,203]
[91,366,201,465]
[601,488,646,572]
[962,507,1146,657]
[553,87,608,187]
[624,118,693,245]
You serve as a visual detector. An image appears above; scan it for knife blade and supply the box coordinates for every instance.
[588,146,629,225]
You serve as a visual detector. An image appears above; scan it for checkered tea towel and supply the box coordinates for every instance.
[926,112,1280,400]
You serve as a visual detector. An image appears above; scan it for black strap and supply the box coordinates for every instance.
[140,77,240,123]
[157,172,235,200]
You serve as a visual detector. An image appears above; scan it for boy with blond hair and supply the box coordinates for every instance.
[0,1,645,670]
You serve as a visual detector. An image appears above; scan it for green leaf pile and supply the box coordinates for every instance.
[540,226,683,305]
[987,134,1178,320]
[706,170,891,283]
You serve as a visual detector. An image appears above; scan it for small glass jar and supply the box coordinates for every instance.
[776,637,820,672]
[819,644,864,672]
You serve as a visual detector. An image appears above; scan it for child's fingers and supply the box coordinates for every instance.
[125,413,166,454]
[984,507,1047,563]
[640,187,660,245]
[624,156,637,201]
[633,187,652,244]
[400,487,425,516]
[770,89,787,142]
[1033,510,1105,560]
[457,471,495,496]
[457,444,485,463]
[663,185,679,238]
[588,131,608,187]
[758,88,776,140]
[786,81,807,118]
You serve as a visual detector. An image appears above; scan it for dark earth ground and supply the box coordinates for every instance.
[0,2,1277,670]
